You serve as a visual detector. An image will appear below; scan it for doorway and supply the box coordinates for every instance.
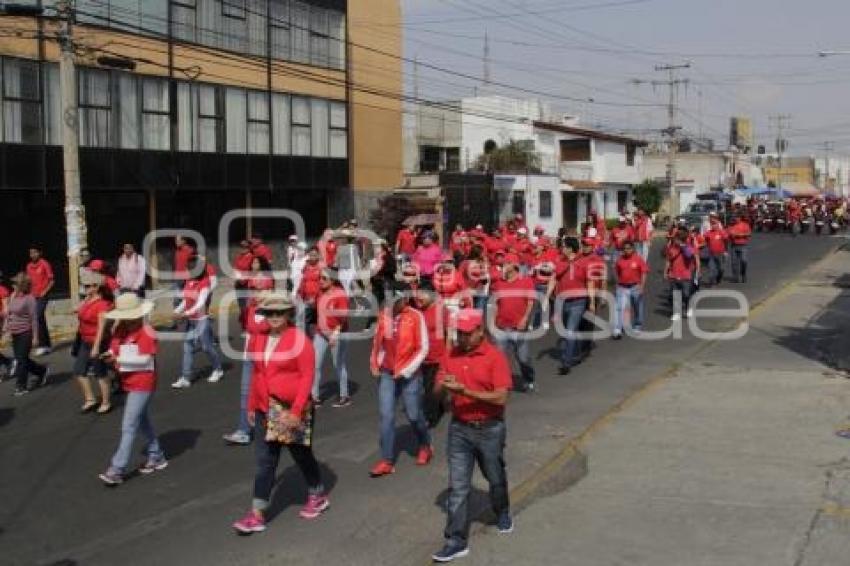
[562,192,578,231]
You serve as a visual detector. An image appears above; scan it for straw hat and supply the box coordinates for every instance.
[106,293,154,321]
[80,270,104,287]
[257,291,296,312]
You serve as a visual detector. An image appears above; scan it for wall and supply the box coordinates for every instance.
[460,96,544,170]
[348,0,404,191]
[593,140,642,185]
[494,174,562,236]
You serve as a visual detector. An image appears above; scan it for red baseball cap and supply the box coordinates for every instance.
[455,309,483,333]
[88,259,105,272]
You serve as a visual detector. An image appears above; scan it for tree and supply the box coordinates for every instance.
[368,194,417,242]
[474,139,541,173]
[633,179,662,214]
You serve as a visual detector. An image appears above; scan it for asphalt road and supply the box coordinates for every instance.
[0,232,842,566]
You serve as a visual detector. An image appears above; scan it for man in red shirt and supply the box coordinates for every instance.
[548,240,594,375]
[704,215,729,286]
[665,228,698,321]
[432,308,513,562]
[727,216,752,283]
[26,246,54,355]
[614,241,649,338]
[490,254,536,392]
[609,216,635,263]
[395,225,417,259]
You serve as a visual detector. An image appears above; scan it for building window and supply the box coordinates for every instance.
[141,78,170,150]
[291,95,310,156]
[626,144,636,166]
[539,190,552,218]
[617,190,628,213]
[446,147,460,171]
[329,100,346,158]
[310,98,328,157]
[328,10,345,70]
[270,0,291,60]
[172,0,198,42]
[512,191,525,216]
[117,72,139,149]
[290,1,310,64]
[271,92,291,155]
[560,139,591,161]
[309,6,330,67]
[79,67,111,148]
[225,87,247,153]
[247,90,270,154]
[2,58,42,145]
[198,84,224,152]
[222,0,246,19]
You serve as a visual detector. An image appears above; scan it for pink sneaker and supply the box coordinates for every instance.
[233,511,266,534]
[299,494,330,520]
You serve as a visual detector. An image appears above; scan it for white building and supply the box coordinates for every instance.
[643,150,765,213]
[814,155,850,197]
[406,96,648,231]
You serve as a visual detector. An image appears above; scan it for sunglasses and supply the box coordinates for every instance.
[261,309,290,317]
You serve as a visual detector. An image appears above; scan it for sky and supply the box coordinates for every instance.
[381,0,850,156]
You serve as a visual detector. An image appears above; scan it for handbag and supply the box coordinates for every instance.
[265,397,312,444]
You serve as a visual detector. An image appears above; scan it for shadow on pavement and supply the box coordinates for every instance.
[158,428,202,461]
[0,407,13,428]
[265,462,338,522]
[433,487,496,528]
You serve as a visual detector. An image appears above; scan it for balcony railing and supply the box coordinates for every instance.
[559,161,595,181]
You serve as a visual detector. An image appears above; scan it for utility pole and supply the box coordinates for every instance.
[483,28,491,88]
[634,63,690,216]
[769,114,791,193]
[57,0,87,305]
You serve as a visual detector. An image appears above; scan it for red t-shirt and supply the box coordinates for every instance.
[666,243,696,280]
[554,258,589,297]
[78,297,112,344]
[727,222,752,245]
[437,340,512,423]
[26,258,53,298]
[610,226,635,250]
[615,254,649,286]
[109,324,158,392]
[491,275,535,330]
[324,240,337,267]
[578,253,607,291]
[298,263,323,303]
[706,229,728,256]
[396,229,417,255]
[174,244,194,279]
[316,286,349,336]
[234,251,254,272]
[246,273,274,292]
[433,268,466,299]
[421,301,446,364]
[252,243,273,263]
[182,278,211,319]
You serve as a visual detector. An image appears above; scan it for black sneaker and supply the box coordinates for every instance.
[558,366,571,376]
[497,512,514,534]
[432,542,469,563]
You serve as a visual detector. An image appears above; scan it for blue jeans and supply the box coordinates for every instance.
[615,285,644,333]
[313,333,349,399]
[109,391,164,473]
[731,245,748,281]
[706,254,725,284]
[236,358,253,436]
[636,241,649,262]
[559,298,588,368]
[181,318,223,378]
[494,331,534,384]
[670,279,693,313]
[444,419,510,546]
[378,371,431,461]
[530,283,548,329]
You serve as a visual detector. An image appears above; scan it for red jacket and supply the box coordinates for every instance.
[370,305,428,379]
[247,327,315,419]
[316,286,349,336]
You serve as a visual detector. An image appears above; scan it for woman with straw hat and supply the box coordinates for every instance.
[3,273,49,395]
[98,293,167,486]
[232,292,329,534]
[74,270,114,414]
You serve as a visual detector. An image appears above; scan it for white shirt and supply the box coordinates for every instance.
[117,253,147,290]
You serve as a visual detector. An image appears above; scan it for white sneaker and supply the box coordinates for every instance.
[34,347,51,357]
[207,369,225,383]
[686,308,694,318]
[670,313,682,321]
[171,377,192,389]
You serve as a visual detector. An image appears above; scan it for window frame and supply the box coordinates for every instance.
[78,67,113,148]
[221,0,247,20]
[539,190,553,219]
[1,57,43,145]
[140,77,171,151]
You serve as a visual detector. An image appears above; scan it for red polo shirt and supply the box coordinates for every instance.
[706,228,728,256]
[26,258,53,298]
[615,254,649,286]
[610,226,635,250]
[491,275,535,330]
[78,297,112,344]
[421,300,447,365]
[396,229,417,255]
[727,222,752,245]
[174,244,194,280]
[554,257,589,297]
[666,243,696,280]
[438,339,512,423]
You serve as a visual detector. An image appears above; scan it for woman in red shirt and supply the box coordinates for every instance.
[98,293,165,486]
[233,293,329,534]
[74,271,114,414]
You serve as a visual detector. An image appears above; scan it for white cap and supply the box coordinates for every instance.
[288,235,298,241]
[517,227,528,235]
[586,227,598,238]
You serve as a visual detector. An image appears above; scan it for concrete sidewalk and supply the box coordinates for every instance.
[467,246,850,565]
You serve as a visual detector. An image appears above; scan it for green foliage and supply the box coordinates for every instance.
[633,179,663,214]
[368,194,417,242]
[474,139,542,173]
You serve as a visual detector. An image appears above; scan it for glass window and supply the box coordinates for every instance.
[328,10,345,70]
[329,129,346,158]
[512,191,525,216]
[291,97,310,156]
[225,87,247,153]
[172,4,198,42]
[271,92,290,155]
[198,84,224,152]
[328,100,346,158]
[141,78,170,150]
[270,0,290,60]
[539,190,552,218]
[292,95,309,125]
[247,90,270,154]
[290,1,310,64]
[222,0,246,19]
[78,68,111,148]
[310,98,328,157]
[118,72,139,149]
[309,7,329,67]
[177,82,194,151]
[246,0,268,57]
[198,0,224,49]
[3,58,42,145]
[329,101,346,128]
[43,64,61,145]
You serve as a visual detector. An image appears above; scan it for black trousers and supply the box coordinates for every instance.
[12,332,46,389]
